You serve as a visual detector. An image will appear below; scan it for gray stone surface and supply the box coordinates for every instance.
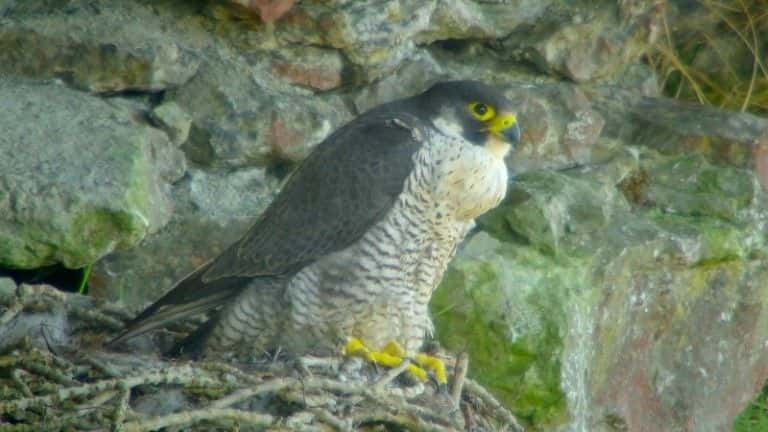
[1,0,767,430]
[0,76,184,269]
[589,85,768,148]
[275,0,555,81]
[504,83,612,173]
[0,277,16,302]
[436,148,768,429]
[92,168,278,305]
[269,46,345,91]
[0,1,201,93]
[151,101,192,146]
[502,0,663,82]
[169,58,352,166]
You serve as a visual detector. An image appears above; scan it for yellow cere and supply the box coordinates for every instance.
[488,112,517,134]
[468,102,496,121]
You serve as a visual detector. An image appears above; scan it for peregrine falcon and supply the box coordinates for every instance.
[110,80,521,380]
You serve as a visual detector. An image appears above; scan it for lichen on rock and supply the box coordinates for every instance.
[1,0,768,430]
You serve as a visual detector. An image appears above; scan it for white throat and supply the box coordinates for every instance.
[432,116,466,141]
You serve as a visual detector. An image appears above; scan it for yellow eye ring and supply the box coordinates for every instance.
[468,102,495,121]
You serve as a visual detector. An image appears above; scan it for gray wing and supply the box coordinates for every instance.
[109,110,426,345]
[204,111,425,280]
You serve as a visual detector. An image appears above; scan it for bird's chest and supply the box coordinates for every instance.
[395,210,470,301]
[394,137,509,294]
[427,137,509,220]
[283,135,509,352]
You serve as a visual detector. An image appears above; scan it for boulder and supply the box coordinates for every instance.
[434,149,768,430]
[0,77,184,269]
[0,1,201,93]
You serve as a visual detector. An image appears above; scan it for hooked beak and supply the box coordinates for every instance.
[488,112,521,144]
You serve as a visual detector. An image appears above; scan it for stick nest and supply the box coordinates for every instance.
[0,283,523,431]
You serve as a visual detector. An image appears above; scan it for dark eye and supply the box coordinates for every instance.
[468,102,495,121]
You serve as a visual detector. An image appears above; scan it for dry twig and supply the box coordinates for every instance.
[0,284,524,431]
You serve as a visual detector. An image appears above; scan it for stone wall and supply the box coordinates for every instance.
[1,0,767,430]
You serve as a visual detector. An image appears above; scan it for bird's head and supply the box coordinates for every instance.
[417,80,521,157]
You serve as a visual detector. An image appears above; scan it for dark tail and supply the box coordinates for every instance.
[107,260,250,348]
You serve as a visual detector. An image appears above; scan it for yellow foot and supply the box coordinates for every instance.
[415,353,448,384]
[344,337,446,384]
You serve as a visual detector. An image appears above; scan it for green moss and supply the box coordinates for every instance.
[644,155,755,222]
[483,170,632,258]
[0,230,43,268]
[64,207,142,268]
[447,184,766,429]
[433,234,590,429]
[734,380,768,431]
[125,152,152,216]
[649,212,747,264]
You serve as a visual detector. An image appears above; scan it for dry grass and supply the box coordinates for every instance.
[647,0,768,115]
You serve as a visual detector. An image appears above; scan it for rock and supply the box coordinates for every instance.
[276,0,550,81]
[416,0,552,43]
[615,63,661,97]
[640,154,757,223]
[276,0,436,81]
[433,232,576,427]
[150,101,193,146]
[504,83,613,173]
[270,46,345,91]
[0,1,201,93]
[503,0,663,83]
[272,0,664,86]
[170,59,351,166]
[0,77,184,269]
[189,167,278,221]
[264,92,350,162]
[350,42,536,112]
[434,149,768,430]
[0,277,16,304]
[583,241,768,432]
[586,85,768,168]
[755,131,768,192]
[352,49,446,113]
[91,167,278,305]
[481,163,632,256]
[230,0,298,23]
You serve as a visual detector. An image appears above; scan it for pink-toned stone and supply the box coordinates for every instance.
[267,119,304,161]
[271,61,342,91]
[753,130,768,191]
[232,0,297,23]
[587,262,768,431]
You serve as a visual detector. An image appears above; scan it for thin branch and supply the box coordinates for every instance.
[0,365,218,413]
[112,382,130,432]
[373,358,412,390]
[464,379,524,432]
[450,352,469,406]
[210,377,297,408]
[121,408,274,432]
